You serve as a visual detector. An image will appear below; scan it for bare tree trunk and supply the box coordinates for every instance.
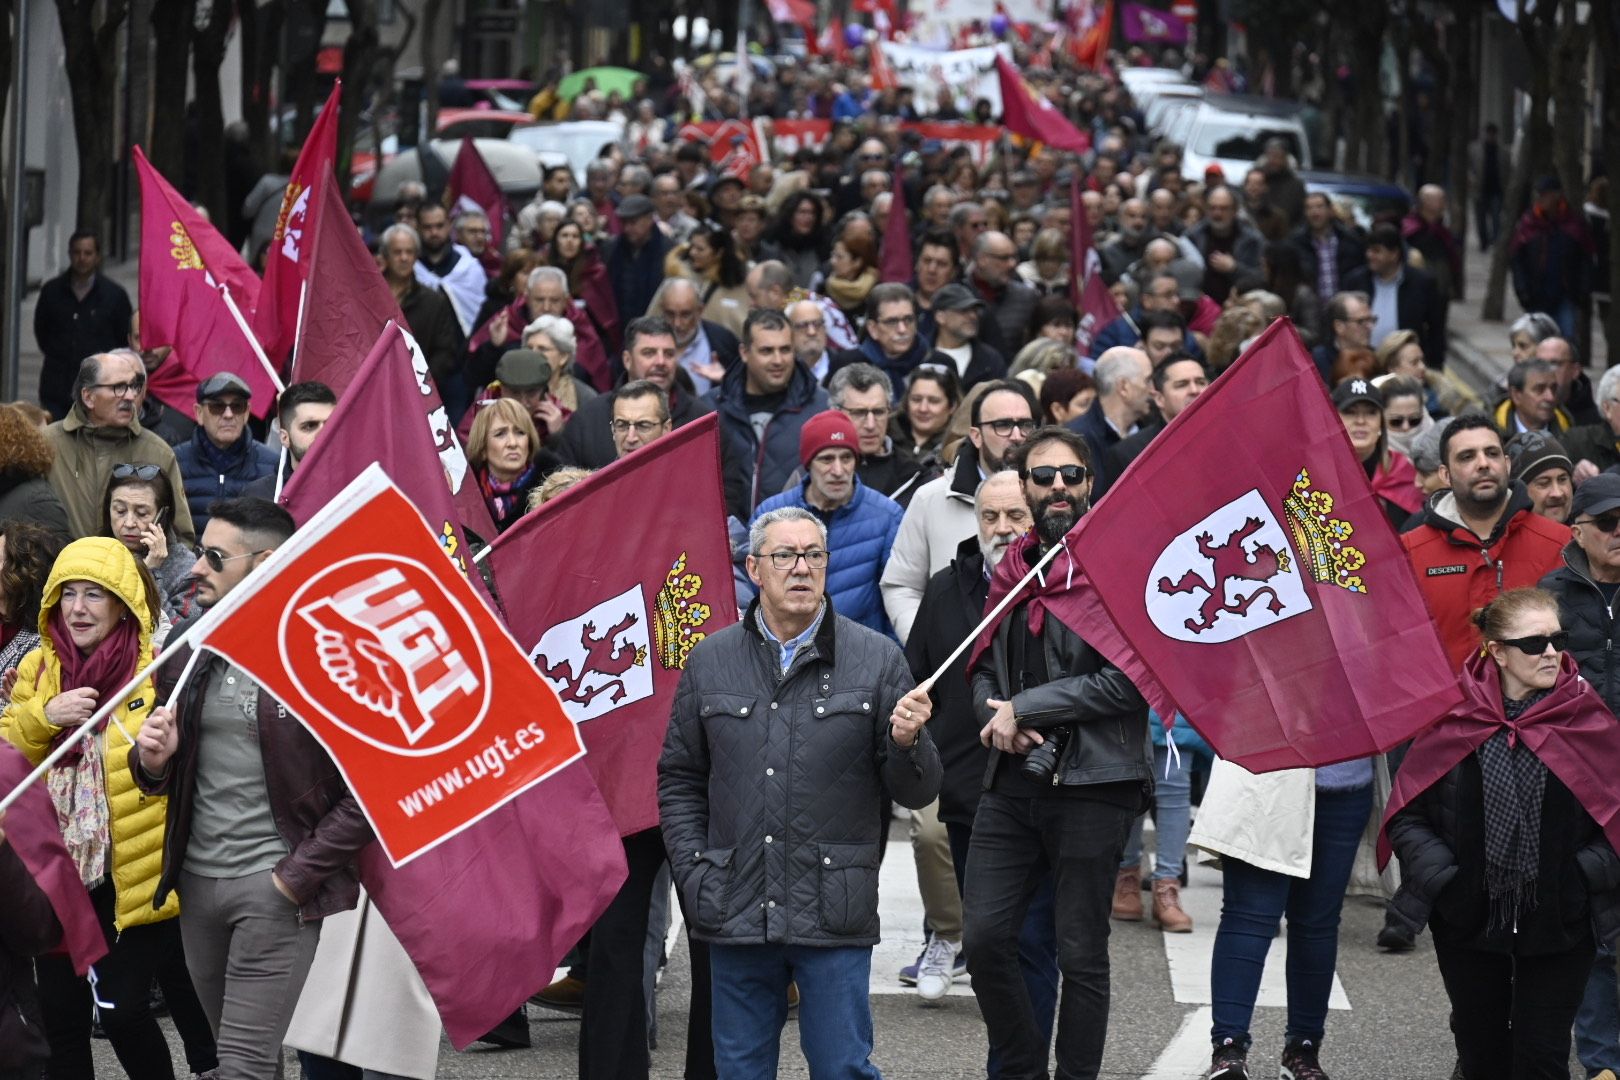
[239,0,284,174]
[1549,0,1589,204]
[0,0,14,371]
[291,0,327,144]
[1449,1,1476,299]
[1593,0,1620,358]
[56,0,131,237]
[1483,0,1556,321]
[422,0,445,140]
[149,0,194,182]
[191,0,231,223]
[338,0,381,194]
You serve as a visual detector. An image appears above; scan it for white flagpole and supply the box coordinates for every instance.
[220,283,286,394]
[272,443,289,501]
[921,539,1067,693]
[291,278,309,375]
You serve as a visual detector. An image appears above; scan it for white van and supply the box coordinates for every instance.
[1176,96,1312,181]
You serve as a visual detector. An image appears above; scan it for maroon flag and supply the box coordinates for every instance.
[281,320,498,556]
[1067,173,1097,309]
[135,147,277,418]
[1074,271,1120,357]
[994,56,1091,154]
[0,744,106,975]
[445,138,506,274]
[878,164,912,284]
[975,320,1462,771]
[485,416,739,835]
[255,82,342,368]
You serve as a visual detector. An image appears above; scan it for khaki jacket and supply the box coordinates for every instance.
[43,404,196,544]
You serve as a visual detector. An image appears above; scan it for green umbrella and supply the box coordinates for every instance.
[557,66,641,101]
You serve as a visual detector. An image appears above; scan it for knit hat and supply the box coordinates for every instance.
[1505,430,1573,486]
[799,410,860,468]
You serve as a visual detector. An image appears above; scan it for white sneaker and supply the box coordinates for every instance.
[915,936,959,1002]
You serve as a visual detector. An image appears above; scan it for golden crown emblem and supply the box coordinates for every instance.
[654,551,714,670]
[1281,468,1368,594]
[169,222,202,271]
[273,181,304,243]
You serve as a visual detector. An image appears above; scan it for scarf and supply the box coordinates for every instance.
[45,606,141,885]
[824,267,879,313]
[1379,653,1620,890]
[1371,451,1424,514]
[480,462,536,528]
[1476,695,1549,930]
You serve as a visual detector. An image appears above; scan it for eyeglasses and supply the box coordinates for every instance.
[762,548,829,571]
[1023,464,1089,487]
[202,398,249,417]
[611,419,667,436]
[843,407,890,423]
[1495,631,1569,655]
[977,418,1039,438]
[857,153,887,162]
[791,319,826,333]
[202,546,270,572]
[91,378,146,397]
[876,314,916,329]
[112,463,162,481]
[1386,414,1424,431]
[1577,511,1620,534]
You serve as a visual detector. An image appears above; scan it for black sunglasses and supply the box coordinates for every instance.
[1495,632,1569,655]
[1023,464,1089,487]
[202,546,270,573]
[1578,511,1620,534]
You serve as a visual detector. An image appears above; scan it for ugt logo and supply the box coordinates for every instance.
[280,556,492,755]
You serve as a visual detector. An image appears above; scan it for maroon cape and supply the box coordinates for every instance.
[1378,652,1620,868]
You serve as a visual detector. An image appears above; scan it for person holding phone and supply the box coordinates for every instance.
[100,463,199,626]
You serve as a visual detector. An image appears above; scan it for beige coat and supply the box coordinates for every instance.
[282,891,442,1078]
[43,404,196,544]
[1188,758,1397,898]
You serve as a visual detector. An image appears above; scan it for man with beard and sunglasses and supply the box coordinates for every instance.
[962,427,1152,1080]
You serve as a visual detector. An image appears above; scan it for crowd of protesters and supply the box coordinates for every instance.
[3,25,1619,1080]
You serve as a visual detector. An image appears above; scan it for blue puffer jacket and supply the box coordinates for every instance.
[753,477,903,639]
[708,360,830,521]
[173,429,280,533]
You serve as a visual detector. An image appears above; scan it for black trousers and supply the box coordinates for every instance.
[579,826,714,1080]
[1436,940,1593,1080]
[37,882,214,1080]
[961,792,1138,1080]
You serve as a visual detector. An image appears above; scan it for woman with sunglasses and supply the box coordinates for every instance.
[2,537,215,1080]
[1372,376,1435,461]
[1382,588,1620,1079]
[101,463,199,625]
[1331,377,1423,529]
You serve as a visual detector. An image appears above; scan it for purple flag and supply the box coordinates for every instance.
[1121,3,1189,44]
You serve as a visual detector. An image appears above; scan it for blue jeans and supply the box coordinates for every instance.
[947,820,1059,1079]
[1121,746,1192,880]
[709,943,881,1080]
[1210,785,1372,1049]
[1577,942,1620,1076]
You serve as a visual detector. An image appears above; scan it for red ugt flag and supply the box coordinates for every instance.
[281,320,496,555]
[485,415,739,835]
[445,138,506,274]
[254,82,342,368]
[183,466,625,1045]
[987,320,1463,771]
[994,56,1091,154]
[134,147,277,418]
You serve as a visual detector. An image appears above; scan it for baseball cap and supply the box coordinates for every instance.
[197,372,252,402]
[1505,430,1573,486]
[799,410,860,467]
[1330,377,1382,411]
[932,283,987,313]
[496,349,552,390]
[616,194,655,219]
[1572,472,1620,519]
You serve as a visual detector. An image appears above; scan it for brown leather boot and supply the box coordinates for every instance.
[1111,867,1143,921]
[1152,878,1193,932]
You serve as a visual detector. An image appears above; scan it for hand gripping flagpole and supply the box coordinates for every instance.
[920,538,1067,693]
[0,627,209,815]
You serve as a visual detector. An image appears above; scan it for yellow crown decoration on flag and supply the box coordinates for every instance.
[1282,469,1368,594]
[654,551,714,670]
[169,222,203,271]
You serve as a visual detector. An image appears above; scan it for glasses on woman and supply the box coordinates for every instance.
[112,463,162,481]
[1496,632,1569,655]
[1385,414,1424,431]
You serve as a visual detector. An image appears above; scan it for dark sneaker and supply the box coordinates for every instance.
[1376,919,1415,951]
[1206,1038,1249,1080]
[1280,1039,1330,1080]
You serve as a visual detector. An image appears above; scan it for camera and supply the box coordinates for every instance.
[1019,726,1072,784]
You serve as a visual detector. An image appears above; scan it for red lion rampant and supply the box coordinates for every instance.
[1156,517,1288,634]
[535,612,645,708]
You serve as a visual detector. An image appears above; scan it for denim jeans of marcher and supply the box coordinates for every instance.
[962,791,1139,1080]
[1576,942,1620,1077]
[709,943,881,1080]
[1121,745,1192,880]
[1209,784,1372,1050]
[947,820,1059,1080]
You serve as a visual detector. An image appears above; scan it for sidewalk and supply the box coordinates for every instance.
[1444,243,1609,396]
[10,254,141,405]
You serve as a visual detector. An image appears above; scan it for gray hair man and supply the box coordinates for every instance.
[1066,346,1153,497]
[828,362,920,499]
[660,505,940,1076]
[1568,365,1620,483]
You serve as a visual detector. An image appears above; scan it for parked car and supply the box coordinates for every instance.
[367,138,551,230]
[435,108,537,141]
[1177,95,1313,181]
[509,120,627,185]
[1301,171,1413,230]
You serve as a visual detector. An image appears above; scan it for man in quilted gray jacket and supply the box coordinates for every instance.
[659,505,941,1079]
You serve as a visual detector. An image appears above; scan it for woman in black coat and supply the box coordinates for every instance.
[1381,587,1620,1079]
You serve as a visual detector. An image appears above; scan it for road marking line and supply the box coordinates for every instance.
[1141,1006,1214,1080]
